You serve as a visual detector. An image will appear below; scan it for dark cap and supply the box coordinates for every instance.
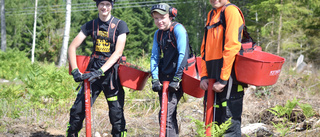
[94,0,114,7]
[150,3,170,15]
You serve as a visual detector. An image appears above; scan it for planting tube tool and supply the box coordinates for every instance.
[205,79,215,136]
[159,81,169,137]
[84,77,92,137]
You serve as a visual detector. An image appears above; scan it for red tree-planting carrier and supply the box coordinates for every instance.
[181,72,204,98]
[118,64,151,90]
[183,56,197,77]
[235,50,285,86]
[182,56,204,98]
[69,55,150,90]
[68,55,90,75]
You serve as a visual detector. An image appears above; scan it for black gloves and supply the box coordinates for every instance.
[152,77,181,92]
[168,77,181,92]
[82,68,105,83]
[71,68,105,83]
[71,68,83,82]
[152,79,162,92]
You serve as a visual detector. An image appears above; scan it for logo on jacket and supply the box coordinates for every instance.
[111,23,116,29]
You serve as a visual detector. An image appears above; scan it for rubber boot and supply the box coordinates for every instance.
[113,130,127,137]
[66,125,79,137]
[66,132,78,137]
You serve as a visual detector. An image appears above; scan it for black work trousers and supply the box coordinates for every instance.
[67,66,126,137]
[214,83,244,137]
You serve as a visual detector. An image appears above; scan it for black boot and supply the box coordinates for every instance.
[66,132,78,137]
[113,130,127,137]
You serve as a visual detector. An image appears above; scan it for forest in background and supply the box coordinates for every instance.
[0,0,319,67]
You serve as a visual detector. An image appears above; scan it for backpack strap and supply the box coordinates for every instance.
[92,17,121,44]
[107,17,121,44]
[92,18,99,43]
[220,4,257,55]
[156,22,195,57]
[168,22,178,48]
[85,18,100,72]
[205,10,223,30]
[156,22,179,49]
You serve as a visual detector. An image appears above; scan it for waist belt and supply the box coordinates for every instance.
[91,53,126,64]
[91,53,110,61]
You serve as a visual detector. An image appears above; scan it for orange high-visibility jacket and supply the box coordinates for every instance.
[200,2,244,85]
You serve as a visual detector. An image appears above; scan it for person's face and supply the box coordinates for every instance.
[98,1,112,16]
[210,0,228,9]
[152,12,171,31]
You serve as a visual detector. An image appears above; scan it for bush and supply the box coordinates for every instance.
[0,49,78,119]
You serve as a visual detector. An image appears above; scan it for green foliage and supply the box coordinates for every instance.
[268,97,299,118]
[0,49,78,119]
[247,0,320,65]
[189,116,232,137]
[113,0,156,58]
[271,121,291,137]
[5,0,65,62]
[20,62,76,106]
[0,49,30,80]
[189,116,206,137]
[176,0,211,55]
[268,97,316,136]
[267,91,316,119]
[211,119,232,137]
[269,97,295,136]
[298,102,315,118]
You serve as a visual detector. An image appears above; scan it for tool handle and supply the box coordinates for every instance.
[159,81,169,137]
[84,79,92,137]
[205,79,215,136]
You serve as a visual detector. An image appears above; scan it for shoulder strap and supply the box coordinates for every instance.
[220,3,245,28]
[107,17,121,44]
[156,22,178,47]
[92,17,121,44]
[221,3,256,55]
[92,18,99,41]
[156,22,194,56]
[169,22,179,48]
[205,9,222,30]
[156,29,163,51]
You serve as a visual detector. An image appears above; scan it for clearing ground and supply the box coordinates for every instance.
[1,69,320,137]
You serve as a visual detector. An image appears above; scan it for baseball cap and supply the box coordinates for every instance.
[150,3,170,15]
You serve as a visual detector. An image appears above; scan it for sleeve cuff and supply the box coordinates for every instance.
[201,76,208,81]
[218,79,228,85]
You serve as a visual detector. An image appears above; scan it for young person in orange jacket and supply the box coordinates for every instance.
[199,0,246,136]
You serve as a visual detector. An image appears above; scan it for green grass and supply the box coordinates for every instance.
[0,49,157,125]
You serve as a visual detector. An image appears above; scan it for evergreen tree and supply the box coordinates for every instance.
[248,0,319,62]
[113,0,156,59]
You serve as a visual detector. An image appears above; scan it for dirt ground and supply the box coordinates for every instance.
[1,71,320,137]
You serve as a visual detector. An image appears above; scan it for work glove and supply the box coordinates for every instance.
[168,77,181,92]
[152,79,162,92]
[71,68,83,82]
[82,68,104,83]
